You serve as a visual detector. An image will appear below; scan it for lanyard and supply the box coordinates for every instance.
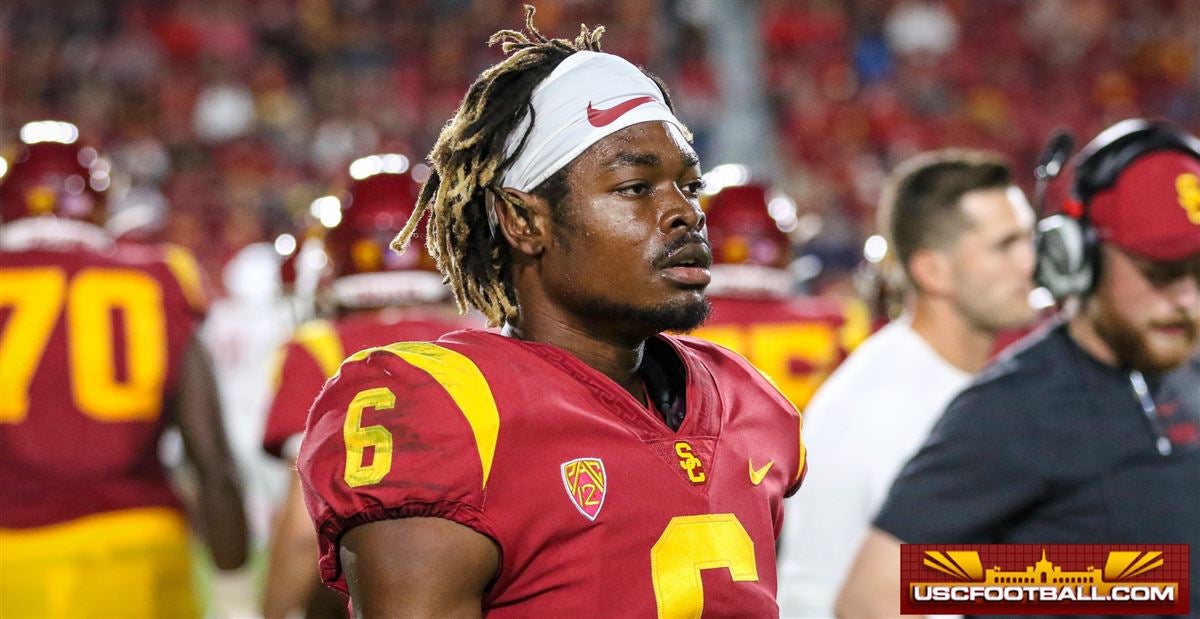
[1128,369,1173,456]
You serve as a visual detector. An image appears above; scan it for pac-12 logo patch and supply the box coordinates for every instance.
[560,457,607,521]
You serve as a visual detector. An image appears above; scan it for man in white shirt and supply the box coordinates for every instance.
[777,149,1038,617]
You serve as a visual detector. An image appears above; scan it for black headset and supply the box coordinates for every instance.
[1034,119,1200,300]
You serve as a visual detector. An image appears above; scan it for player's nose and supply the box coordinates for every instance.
[660,191,705,236]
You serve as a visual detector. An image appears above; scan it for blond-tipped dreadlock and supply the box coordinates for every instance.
[391,5,680,327]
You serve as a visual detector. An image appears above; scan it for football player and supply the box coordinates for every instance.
[690,180,869,411]
[261,155,476,619]
[297,9,806,615]
[0,122,247,618]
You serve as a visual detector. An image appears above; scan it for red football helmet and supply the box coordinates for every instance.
[704,183,793,269]
[1,121,108,224]
[319,154,445,310]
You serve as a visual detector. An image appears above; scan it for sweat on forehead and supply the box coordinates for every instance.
[584,122,699,171]
[501,51,691,192]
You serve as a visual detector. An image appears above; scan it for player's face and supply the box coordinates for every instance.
[540,121,711,337]
[1089,247,1200,373]
[947,186,1038,332]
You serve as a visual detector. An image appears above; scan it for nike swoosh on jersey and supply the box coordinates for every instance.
[586,96,656,127]
[749,459,774,485]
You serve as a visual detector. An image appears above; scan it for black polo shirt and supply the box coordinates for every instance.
[874,322,1200,618]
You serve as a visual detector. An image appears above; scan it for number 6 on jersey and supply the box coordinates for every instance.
[342,387,395,487]
[651,514,758,618]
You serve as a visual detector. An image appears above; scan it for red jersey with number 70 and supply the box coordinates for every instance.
[298,328,805,617]
[0,224,207,528]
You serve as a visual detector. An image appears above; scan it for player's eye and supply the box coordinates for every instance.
[615,181,650,197]
[680,179,706,198]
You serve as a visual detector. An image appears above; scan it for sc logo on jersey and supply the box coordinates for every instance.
[674,441,706,484]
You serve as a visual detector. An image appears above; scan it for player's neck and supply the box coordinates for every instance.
[910,295,996,374]
[503,311,649,403]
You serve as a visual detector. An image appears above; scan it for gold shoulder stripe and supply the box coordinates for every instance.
[162,245,207,312]
[294,320,346,379]
[348,342,500,489]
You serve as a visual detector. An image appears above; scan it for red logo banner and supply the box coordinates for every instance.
[900,544,1190,615]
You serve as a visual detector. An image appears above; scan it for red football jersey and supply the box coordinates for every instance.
[299,329,804,616]
[692,295,870,412]
[0,226,207,528]
[262,308,477,459]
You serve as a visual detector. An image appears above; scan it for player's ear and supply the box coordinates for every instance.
[493,188,551,257]
[908,247,954,296]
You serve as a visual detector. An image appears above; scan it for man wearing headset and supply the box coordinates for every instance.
[836,119,1200,618]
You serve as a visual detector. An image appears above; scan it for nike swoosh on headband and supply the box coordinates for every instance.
[586,96,656,128]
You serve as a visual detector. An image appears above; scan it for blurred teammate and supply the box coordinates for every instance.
[0,123,247,618]
[778,150,1038,617]
[839,120,1200,617]
[202,240,296,618]
[260,155,475,619]
[297,8,804,615]
[691,181,869,412]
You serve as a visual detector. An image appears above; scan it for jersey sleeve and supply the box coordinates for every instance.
[263,343,332,459]
[296,342,503,594]
[872,381,1044,543]
[262,321,345,459]
[160,244,210,317]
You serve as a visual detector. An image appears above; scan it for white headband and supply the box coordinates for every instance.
[499,51,687,192]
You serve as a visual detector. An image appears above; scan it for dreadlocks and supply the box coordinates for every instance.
[391,5,680,327]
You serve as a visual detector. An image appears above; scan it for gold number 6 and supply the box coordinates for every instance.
[650,514,759,618]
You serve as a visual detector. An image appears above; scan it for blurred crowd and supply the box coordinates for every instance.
[2,0,1198,294]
